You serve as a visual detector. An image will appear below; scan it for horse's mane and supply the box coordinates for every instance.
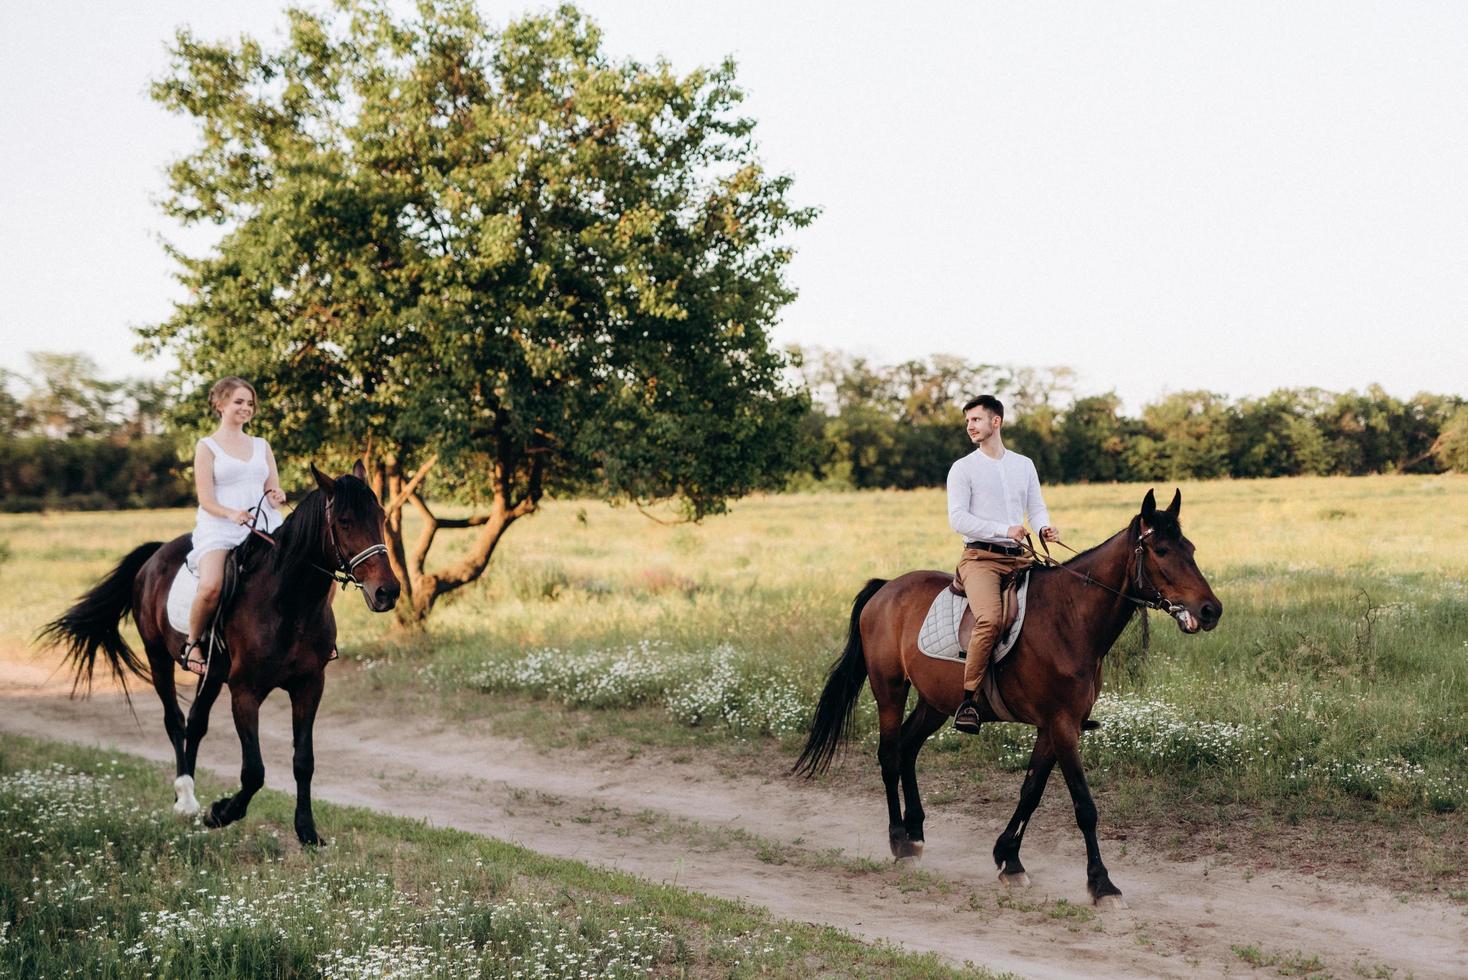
[269,489,328,575]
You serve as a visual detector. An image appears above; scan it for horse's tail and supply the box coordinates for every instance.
[793,577,888,778]
[37,542,162,698]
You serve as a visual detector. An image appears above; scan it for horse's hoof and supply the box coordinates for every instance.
[997,871,1031,888]
[889,834,923,863]
[1094,893,1128,911]
[202,800,227,829]
[172,775,200,816]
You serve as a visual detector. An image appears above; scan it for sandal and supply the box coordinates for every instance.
[175,639,208,677]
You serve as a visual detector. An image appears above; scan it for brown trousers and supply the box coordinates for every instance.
[956,548,1029,694]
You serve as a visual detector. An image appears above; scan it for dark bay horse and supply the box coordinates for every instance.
[40,463,399,845]
[795,489,1221,907]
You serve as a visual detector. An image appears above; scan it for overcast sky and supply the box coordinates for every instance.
[2,1,1465,411]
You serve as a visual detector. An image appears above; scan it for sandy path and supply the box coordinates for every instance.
[1,657,1463,979]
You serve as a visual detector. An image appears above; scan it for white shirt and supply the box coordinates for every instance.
[946,447,1052,545]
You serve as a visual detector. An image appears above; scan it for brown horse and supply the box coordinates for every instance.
[795,489,1221,907]
[40,463,399,845]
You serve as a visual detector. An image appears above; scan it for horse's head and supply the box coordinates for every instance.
[1133,489,1222,634]
[312,462,401,612]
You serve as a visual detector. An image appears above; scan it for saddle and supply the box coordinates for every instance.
[166,546,246,654]
[949,565,1030,653]
[200,550,246,669]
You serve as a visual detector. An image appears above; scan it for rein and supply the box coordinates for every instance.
[1017,529,1188,618]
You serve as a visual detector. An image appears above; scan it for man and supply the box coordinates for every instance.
[946,395,1058,734]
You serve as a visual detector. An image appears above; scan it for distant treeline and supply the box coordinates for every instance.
[0,354,188,511]
[788,348,1468,489]
[4,349,1467,511]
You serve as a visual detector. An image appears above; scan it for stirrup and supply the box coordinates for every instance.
[175,639,207,677]
[953,697,983,735]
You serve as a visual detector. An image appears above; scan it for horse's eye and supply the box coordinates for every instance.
[1154,547,1170,557]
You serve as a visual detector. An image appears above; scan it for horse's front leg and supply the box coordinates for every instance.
[1054,725,1125,908]
[286,672,325,846]
[204,686,265,830]
[992,729,1056,886]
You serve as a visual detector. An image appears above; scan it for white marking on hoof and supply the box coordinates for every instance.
[998,871,1032,888]
[173,775,200,816]
[1095,894,1129,911]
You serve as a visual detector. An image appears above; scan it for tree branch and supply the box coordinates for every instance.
[386,454,438,514]
[634,501,695,526]
[407,491,438,576]
[438,514,492,528]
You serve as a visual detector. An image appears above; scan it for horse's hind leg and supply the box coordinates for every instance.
[204,687,265,831]
[1054,726,1126,908]
[875,685,911,861]
[175,664,228,816]
[993,729,1056,887]
[144,643,195,815]
[894,699,947,861]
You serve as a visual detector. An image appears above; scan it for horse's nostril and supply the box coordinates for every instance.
[1202,602,1220,623]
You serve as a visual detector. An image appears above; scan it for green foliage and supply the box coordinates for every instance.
[792,350,1465,488]
[1,352,170,441]
[1435,405,1468,472]
[0,436,189,512]
[142,1,813,619]
[143,0,811,516]
[0,354,183,512]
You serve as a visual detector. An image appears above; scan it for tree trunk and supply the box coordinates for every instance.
[373,454,539,626]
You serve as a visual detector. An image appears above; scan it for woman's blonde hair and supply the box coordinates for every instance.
[209,377,258,417]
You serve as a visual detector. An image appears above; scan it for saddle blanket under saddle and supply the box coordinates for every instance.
[165,564,201,635]
[917,576,1030,664]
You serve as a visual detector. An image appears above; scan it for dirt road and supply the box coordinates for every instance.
[1,657,1463,979]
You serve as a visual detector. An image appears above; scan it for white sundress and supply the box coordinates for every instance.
[186,435,283,572]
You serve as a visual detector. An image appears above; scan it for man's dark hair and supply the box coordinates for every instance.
[962,394,1004,419]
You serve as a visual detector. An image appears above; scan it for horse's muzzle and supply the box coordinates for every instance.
[367,582,401,612]
[1176,599,1222,633]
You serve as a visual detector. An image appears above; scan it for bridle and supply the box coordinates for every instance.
[316,500,388,592]
[1127,527,1189,618]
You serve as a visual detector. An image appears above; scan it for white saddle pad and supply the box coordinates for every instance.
[917,576,1030,663]
[165,564,199,635]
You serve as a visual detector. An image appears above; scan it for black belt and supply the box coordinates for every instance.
[964,541,1022,556]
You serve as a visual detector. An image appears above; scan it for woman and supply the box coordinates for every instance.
[178,377,286,674]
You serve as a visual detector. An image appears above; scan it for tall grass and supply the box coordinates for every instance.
[8,474,1468,813]
[0,734,983,979]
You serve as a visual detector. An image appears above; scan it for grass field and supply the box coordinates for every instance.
[0,733,991,978]
[5,474,1467,823]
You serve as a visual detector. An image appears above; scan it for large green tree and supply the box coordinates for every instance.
[143,1,813,622]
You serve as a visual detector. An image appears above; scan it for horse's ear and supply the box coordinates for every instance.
[351,459,367,482]
[1167,488,1181,517]
[1140,489,1157,522]
[311,463,336,499]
